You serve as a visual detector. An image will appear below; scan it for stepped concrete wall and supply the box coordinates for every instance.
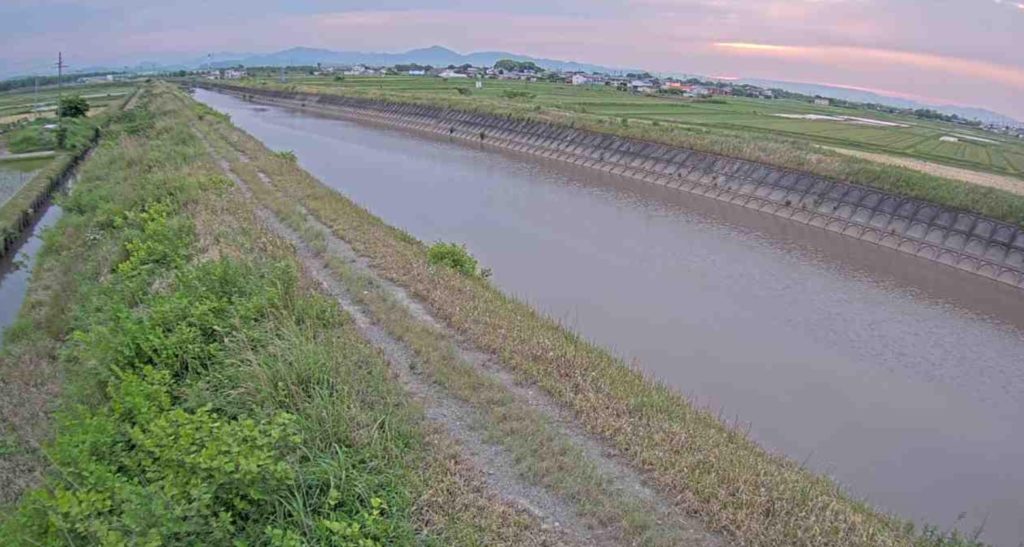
[202,83,1024,290]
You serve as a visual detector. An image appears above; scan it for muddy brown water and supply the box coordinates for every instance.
[195,89,1024,546]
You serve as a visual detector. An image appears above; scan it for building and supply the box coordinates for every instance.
[438,69,468,79]
[222,69,246,80]
[814,97,831,106]
[571,74,590,86]
[408,69,426,76]
[343,65,369,76]
[630,80,655,93]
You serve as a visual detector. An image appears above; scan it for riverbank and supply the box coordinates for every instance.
[203,79,1024,228]
[196,83,1024,290]
[0,83,561,545]
[179,84,991,545]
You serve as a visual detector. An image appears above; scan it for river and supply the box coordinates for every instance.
[194,88,1024,546]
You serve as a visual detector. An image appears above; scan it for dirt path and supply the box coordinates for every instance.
[823,145,1024,196]
[195,123,727,546]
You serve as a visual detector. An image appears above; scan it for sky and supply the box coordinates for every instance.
[1,0,1022,119]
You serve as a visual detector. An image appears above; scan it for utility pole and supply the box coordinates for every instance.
[55,51,67,148]
[55,51,65,123]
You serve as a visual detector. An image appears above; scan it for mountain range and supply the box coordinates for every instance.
[194,45,632,77]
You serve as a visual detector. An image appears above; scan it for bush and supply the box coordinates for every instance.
[58,95,90,118]
[455,87,472,96]
[427,242,478,276]
[275,150,298,162]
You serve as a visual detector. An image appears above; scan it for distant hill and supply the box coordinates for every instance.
[739,78,1022,127]
[198,45,633,75]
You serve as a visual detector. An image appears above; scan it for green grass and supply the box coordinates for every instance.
[0,83,135,116]
[236,74,1024,177]
[207,128,695,544]
[192,83,986,547]
[0,83,552,545]
[210,76,1024,227]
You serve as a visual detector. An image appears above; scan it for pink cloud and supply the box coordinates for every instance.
[714,42,1024,90]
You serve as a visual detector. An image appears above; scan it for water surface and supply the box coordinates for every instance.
[195,89,1024,546]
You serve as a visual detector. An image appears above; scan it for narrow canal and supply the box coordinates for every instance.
[194,88,1024,546]
[0,203,62,343]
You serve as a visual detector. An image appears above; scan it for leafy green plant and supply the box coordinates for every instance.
[275,150,298,162]
[427,242,479,276]
[58,95,90,118]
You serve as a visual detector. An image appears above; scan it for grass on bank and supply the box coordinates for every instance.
[0,84,551,545]
[198,122,699,544]
[237,74,1024,178]
[211,79,1024,227]
[191,84,987,547]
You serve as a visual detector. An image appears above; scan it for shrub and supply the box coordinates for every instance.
[455,87,472,96]
[58,95,90,118]
[275,150,298,162]
[427,242,478,276]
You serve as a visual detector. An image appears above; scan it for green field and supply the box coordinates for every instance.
[252,74,1024,178]
[0,158,48,207]
[0,81,136,124]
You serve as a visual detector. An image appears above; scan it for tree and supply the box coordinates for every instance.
[58,95,90,118]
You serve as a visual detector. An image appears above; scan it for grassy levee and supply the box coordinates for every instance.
[219,79,1024,227]
[0,89,137,259]
[0,83,552,545]
[192,86,985,547]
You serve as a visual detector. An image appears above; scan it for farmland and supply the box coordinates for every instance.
[0,81,135,125]
[247,74,1024,179]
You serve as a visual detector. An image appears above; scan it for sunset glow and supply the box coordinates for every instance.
[1,0,1021,119]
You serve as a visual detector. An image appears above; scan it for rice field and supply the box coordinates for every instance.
[0,158,48,207]
[0,81,136,123]
[253,74,1024,177]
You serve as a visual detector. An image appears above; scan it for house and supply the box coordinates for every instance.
[814,97,831,106]
[571,74,590,86]
[343,65,369,76]
[222,69,246,80]
[438,69,468,79]
[408,69,426,76]
[630,80,655,93]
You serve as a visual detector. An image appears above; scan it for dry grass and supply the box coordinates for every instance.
[221,146,700,543]
[2,84,564,545]
[184,86,971,546]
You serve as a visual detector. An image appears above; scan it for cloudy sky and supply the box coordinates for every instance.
[2,0,1022,118]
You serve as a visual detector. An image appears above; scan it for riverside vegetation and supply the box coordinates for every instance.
[189,84,985,546]
[0,84,554,545]
[228,75,1024,227]
[0,82,986,545]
